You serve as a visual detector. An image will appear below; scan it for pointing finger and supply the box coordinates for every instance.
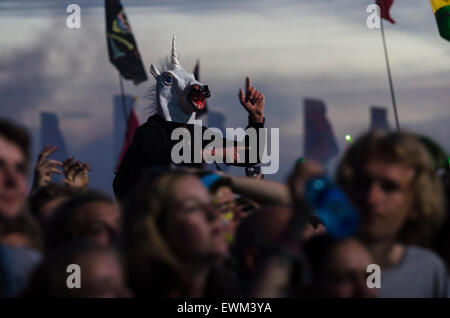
[245,77,252,96]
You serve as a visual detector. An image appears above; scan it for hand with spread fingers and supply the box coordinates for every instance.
[32,145,63,190]
[239,76,265,124]
[62,157,91,190]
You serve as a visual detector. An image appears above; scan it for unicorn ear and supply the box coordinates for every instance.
[150,64,160,79]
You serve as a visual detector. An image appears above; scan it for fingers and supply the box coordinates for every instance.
[74,162,89,175]
[48,167,63,175]
[254,91,264,102]
[254,92,265,114]
[46,159,63,167]
[63,158,90,172]
[63,157,75,176]
[37,145,59,163]
[39,159,63,173]
[63,158,91,183]
[248,87,257,103]
[63,156,73,165]
[245,77,252,96]
[258,92,265,107]
[77,161,90,171]
[241,76,263,106]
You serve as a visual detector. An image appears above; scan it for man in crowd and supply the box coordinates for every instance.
[337,131,447,298]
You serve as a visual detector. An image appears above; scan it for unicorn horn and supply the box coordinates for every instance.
[171,35,180,68]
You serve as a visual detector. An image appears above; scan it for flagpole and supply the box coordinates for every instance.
[380,18,400,131]
[118,74,128,126]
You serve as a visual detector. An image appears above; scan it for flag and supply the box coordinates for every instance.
[431,0,450,41]
[114,96,149,172]
[193,60,208,117]
[303,99,339,165]
[105,0,147,85]
[377,0,395,24]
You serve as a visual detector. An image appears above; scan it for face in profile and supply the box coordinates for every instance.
[0,136,28,219]
[316,239,377,298]
[350,159,415,242]
[165,175,228,263]
[75,201,121,246]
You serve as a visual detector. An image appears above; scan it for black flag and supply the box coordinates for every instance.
[105,0,147,85]
[193,60,208,117]
[370,106,390,131]
[303,98,339,165]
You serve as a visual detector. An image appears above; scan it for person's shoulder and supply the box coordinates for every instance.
[405,245,447,272]
[140,114,166,128]
[406,245,441,259]
[407,245,449,297]
[134,115,169,138]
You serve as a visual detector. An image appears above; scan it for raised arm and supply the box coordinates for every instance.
[226,173,291,206]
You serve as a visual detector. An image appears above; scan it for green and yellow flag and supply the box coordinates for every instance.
[105,0,147,85]
[431,0,450,41]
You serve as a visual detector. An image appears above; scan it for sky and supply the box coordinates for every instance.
[0,0,449,194]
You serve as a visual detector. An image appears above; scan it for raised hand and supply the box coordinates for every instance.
[287,159,324,202]
[62,157,91,190]
[238,77,265,124]
[32,145,63,189]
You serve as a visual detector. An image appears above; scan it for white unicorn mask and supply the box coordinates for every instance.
[149,37,210,124]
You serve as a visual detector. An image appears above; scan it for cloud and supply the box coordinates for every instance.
[0,0,448,190]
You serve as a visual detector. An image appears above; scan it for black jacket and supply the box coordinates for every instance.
[113,114,265,200]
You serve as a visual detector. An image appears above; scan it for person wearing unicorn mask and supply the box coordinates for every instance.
[114,37,267,201]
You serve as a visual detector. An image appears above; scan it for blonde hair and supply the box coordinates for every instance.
[123,170,195,296]
[337,131,445,246]
[127,170,194,267]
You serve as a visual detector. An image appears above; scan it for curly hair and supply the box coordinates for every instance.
[336,131,445,246]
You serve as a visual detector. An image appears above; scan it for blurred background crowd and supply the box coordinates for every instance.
[0,116,448,298]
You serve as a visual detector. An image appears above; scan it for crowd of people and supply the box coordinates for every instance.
[0,115,449,298]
